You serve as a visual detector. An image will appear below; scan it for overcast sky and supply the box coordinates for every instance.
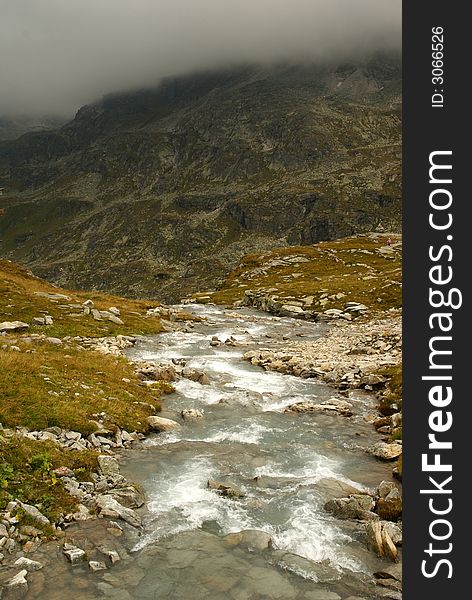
[0,0,401,118]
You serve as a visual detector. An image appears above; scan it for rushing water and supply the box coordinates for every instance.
[27,305,398,599]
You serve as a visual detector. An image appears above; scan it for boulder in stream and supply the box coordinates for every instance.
[367,442,402,461]
[3,570,28,599]
[324,494,376,520]
[96,495,142,528]
[181,408,204,421]
[207,479,245,499]
[223,529,272,551]
[147,415,181,432]
[284,399,353,417]
[375,481,402,520]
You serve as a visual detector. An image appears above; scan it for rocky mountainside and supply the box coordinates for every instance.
[0,57,401,301]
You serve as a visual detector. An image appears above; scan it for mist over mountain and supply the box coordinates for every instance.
[0,57,401,301]
[0,0,401,118]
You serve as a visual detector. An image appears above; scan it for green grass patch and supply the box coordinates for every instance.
[0,435,97,522]
[0,341,161,434]
[376,364,402,416]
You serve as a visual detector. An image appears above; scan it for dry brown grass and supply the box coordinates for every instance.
[0,340,161,434]
[0,259,164,337]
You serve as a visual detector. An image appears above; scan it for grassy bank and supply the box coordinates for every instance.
[193,233,402,314]
[0,436,97,523]
[0,259,165,338]
[0,259,181,523]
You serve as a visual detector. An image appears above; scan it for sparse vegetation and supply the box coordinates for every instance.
[196,233,402,314]
[0,341,160,434]
[0,259,165,338]
[0,435,98,522]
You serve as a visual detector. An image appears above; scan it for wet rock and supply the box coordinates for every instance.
[324,494,376,520]
[98,456,121,477]
[272,551,340,583]
[208,479,245,499]
[375,481,402,520]
[181,408,204,421]
[303,591,341,600]
[108,486,145,509]
[246,565,298,599]
[147,415,181,432]
[13,557,43,572]
[137,363,176,382]
[374,562,403,582]
[315,478,365,500]
[181,368,211,385]
[89,561,108,572]
[3,570,28,599]
[63,545,86,565]
[285,398,353,417]
[223,529,272,551]
[96,495,142,528]
[367,442,402,461]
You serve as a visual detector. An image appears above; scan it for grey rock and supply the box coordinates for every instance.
[324,494,376,520]
[181,408,204,421]
[98,455,120,477]
[96,495,142,528]
[63,546,86,565]
[208,479,245,499]
[108,315,124,325]
[19,502,50,526]
[147,415,181,432]
[108,486,145,509]
[223,529,272,551]
[0,321,29,333]
[3,570,28,599]
[13,557,43,572]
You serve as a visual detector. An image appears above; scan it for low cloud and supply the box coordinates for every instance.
[0,0,401,117]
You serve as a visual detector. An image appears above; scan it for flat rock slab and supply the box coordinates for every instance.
[0,321,29,332]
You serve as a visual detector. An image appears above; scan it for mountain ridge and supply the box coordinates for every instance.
[0,57,401,302]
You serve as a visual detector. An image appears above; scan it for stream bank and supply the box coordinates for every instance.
[1,304,402,599]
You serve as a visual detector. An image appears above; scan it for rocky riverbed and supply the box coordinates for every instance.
[1,303,402,599]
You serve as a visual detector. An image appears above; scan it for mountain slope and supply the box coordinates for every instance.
[0,58,401,301]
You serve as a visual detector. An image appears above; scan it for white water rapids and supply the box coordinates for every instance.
[114,305,397,599]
